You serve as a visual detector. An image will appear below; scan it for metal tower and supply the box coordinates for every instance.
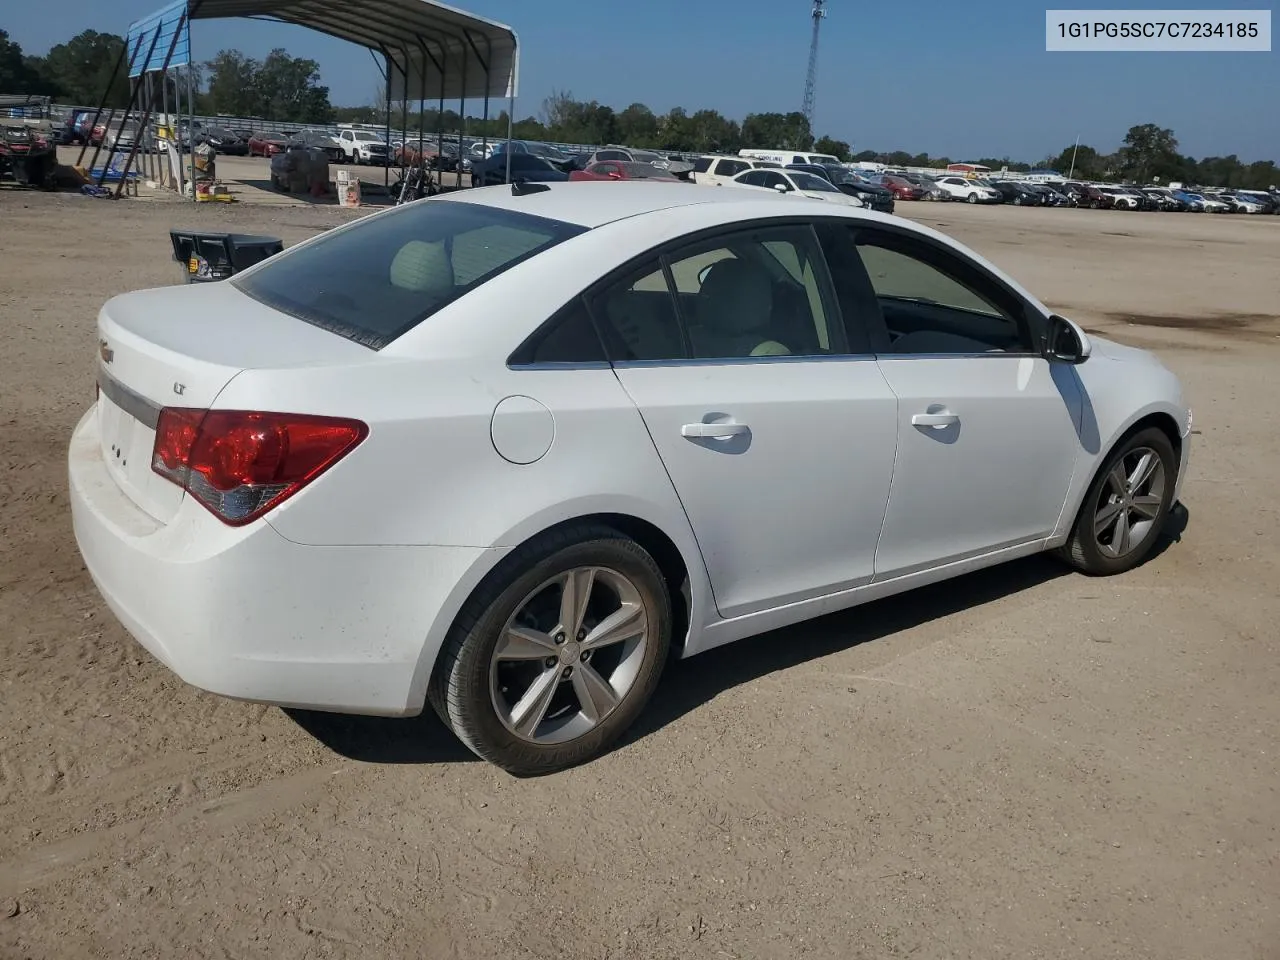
[801,0,827,128]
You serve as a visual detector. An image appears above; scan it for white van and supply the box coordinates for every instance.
[738,148,842,167]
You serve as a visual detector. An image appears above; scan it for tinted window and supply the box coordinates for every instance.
[596,150,628,161]
[737,170,766,186]
[621,162,676,179]
[235,202,587,350]
[719,159,748,176]
[510,154,555,170]
[669,229,842,359]
[854,230,1029,354]
[510,297,605,364]
[592,264,686,361]
[790,172,838,192]
[693,157,713,173]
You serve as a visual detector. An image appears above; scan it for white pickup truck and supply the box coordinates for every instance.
[337,129,390,165]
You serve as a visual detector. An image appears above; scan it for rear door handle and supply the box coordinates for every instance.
[682,422,748,439]
[911,413,959,428]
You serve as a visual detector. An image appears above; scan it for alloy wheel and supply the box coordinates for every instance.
[1092,446,1167,559]
[490,566,649,745]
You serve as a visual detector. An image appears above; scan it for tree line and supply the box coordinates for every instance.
[4,29,1277,189]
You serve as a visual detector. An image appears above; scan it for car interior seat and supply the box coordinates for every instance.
[691,259,790,358]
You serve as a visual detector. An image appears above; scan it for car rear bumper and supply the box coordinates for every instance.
[69,406,496,716]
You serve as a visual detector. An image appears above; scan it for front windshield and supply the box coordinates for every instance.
[791,172,838,192]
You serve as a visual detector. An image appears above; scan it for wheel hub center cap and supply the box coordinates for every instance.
[558,641,582,666]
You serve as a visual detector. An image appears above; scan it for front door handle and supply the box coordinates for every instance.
[911,412,959,428]
[682,422,748,439]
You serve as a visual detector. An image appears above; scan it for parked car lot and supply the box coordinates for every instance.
[2,194,1279,959]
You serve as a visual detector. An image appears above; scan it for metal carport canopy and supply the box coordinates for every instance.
[187,0,519,101]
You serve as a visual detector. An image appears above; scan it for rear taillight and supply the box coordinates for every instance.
[152,409,368,526]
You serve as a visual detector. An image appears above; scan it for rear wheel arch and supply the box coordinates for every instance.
[415,512,698,713]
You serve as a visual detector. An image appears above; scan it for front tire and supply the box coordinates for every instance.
[1055,427,1177,576]
[429,525,672,776]
[967,192,978,204]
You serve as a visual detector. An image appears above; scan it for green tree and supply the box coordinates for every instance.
[0,30,39,93]
[741,111,813,150]
[204,49,258,116]
[616,102,659,145]
[686,109,740,153]
[255,48,331,123]
[814,135,851,160]
[1051,143,1105,180]
[1117,123,1180,183]
[30,30,129,105]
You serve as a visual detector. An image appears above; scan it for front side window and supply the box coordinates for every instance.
[669,229,842,359]
[853,230,1030,354]
[235,201,586,350]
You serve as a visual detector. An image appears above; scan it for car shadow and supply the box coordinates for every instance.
[284,706,479,764]
[285,504,1189,766]
[626,502,1189,747]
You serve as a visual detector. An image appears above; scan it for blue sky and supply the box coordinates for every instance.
[9,0,1278,162]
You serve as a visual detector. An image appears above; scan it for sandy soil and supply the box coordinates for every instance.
[1,185,1278,960]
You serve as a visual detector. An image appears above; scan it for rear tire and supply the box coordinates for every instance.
[429,524,672,776]
[1055,427,1177,576]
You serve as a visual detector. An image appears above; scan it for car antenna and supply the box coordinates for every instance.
[511,180,551,196]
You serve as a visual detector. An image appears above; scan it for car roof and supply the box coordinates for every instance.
[440,180,851,229]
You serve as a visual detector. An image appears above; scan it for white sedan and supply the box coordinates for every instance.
[727,167,863,206]
[69,181,1191,775]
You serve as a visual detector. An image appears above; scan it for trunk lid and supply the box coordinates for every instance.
[95,280,374,524]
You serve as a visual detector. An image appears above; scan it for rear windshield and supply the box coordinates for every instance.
[234,200,587,349]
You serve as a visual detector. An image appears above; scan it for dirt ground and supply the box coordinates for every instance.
[1,185,1278,960]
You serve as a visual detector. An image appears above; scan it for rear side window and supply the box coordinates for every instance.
[234,201,586,349]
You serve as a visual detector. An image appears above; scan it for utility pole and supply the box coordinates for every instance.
[1068,134,1080,179]
[801,0,827,131]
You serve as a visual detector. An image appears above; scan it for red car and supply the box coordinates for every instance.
[248,132,290,157]
[880,175,925,200]
[568,160,684,182]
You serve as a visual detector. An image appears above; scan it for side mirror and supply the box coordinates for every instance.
[773,183,790,193]
[1045,314,1091,364]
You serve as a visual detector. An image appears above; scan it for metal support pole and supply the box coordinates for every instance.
[437,50,445,181]
[78,33,142,168]
[161,67,171,189]
[382,50,392,189]
[398,50,409,166]
[463,32,492,173]
[91,29,157,179]
[187,63,197,200]
[115,12,187,198]
[97,24,163,186]
[457,54,467,189]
